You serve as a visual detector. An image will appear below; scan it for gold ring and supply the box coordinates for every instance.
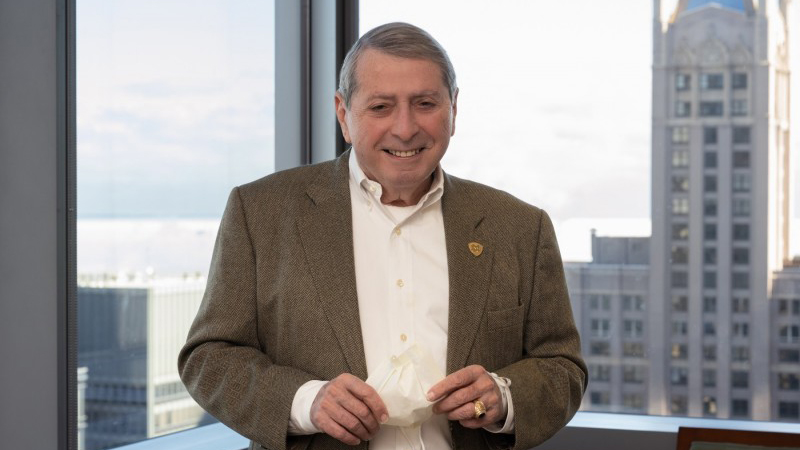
[474,400,486,419]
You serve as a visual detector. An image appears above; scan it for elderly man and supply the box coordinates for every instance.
[179,22,586,450]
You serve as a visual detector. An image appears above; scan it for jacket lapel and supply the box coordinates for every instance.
[442,175,494,375]
[295,153,368,380]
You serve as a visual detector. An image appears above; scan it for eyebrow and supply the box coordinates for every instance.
[365,90,444,102]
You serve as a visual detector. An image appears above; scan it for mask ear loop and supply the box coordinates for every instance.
[398,424,426,450]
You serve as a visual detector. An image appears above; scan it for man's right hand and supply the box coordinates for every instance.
[310,373,388,445]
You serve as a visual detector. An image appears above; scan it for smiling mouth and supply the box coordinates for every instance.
[384,148,423,158]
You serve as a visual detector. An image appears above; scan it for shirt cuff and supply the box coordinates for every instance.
[483,372,515,434]
[288,379,327,435]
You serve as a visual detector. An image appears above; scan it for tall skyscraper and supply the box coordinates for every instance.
[650,0,791,419]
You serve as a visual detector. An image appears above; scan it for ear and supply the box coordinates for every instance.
[450,88,459,137]
[335,93,352,143]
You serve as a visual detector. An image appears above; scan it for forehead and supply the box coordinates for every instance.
[353,49,447,98]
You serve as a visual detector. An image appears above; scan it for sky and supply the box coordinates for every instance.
[77,0,800,268]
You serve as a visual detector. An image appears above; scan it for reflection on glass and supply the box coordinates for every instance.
[77,1,274,449]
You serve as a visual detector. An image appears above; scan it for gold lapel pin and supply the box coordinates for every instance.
[468,242,483,257]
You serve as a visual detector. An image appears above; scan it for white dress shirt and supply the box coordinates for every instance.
[288,152,513,449]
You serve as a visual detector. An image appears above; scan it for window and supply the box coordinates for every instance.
[623,393,644,410]
[732,272,750,289]
[673,149,689,167]
[779,299,789,314]
[780,325,800,343]
[733,322,749,337]
[732,72,748,89]
[623,342,645,358]
[675,101,691,117]
[672,320,688,336]
[591,341,611,356]
[622,295,646,312]
[672,198,689,215]
[733,198,750,217]
[703,369,716,387]
[733,126,751,144]
[672,246,688,264]
[672,176,689,192]
[672,396,688,414]
[704,345,717,361]
[591,391,611,406]
[703,271,716,289]
[732,248,749,265]
[672,270,688,288]
[623,366,645,383]
[733,151,750,167]
[704,199,717,216]
[732,173,751,192]
[672,344,688,360]
[778,373,800,391]
[779,402,800,419]
[591,319,611,337]
[700,73,723,90]
[672,295,688,312]
[703,321,716,336]
[623,319,644,338]
[590,364,612,382]
[77,2,276,448]
[703,396,718,416]
[732,399,749,417]
[732,371,749,389]
[703,127,718,145]
[794,299,800,315]
[676,73,691,91]
[704,151,717,168]
[703,247,717,264]
[673,223,689,240]
[699,101,723,117]
[731,99,748,116]
[732,297,750,313]
[589,294,611,311]
[732,346,750,362]
[779,349,800,363]
[671,367,688,385]
[703,296,717,313]
[704,223,717,241]
[704,175,717,193]
[733,224,750,241]
[672,126,690,144]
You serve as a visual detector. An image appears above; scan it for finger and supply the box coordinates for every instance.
[317,415,361,446]
[344,376,389,425]
[338,392,380,436]
[446,400,483,422]
[427,365,482,401]
[329,404,373,442]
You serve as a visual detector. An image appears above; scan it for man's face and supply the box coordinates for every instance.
[336,49,457,205]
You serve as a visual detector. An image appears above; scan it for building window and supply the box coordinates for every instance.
[672,320,688,336]
[672,396,688,414]
[703,369,716,387]
[704,175,717,193]
[778,349,800,363]
[733,223,749,241]
[703,271,717,289]
[672,295,688,312]
[671,367,689,385]
[732,72,748,89]
[591,391,610,406]
[778,402,800,419]
[700,73,724,90]
[673,149,689,167]
[732,198,750,217]
[732,371,749,389]
[590,341,611,356]
[672,126,690,144]
[623,342,645,358]
[591,319,611,337]
[733,126,751,144]
[733,322,749,338]
[703,345,717,361]
[704,151,717,168]
[794,299,800,315]
[731,99,748,116]
[623,319,644,338]
[704,223,717,240]
[703,321,716,336]
[778,373,800,391]
[622,295,646,311]
[673,198,689,215]
[703,126,718,145]
[778,299,788,314]
[672,175,689,192]
[732,346,750,362]
[703,396,718,416]
[732,297,750,313]
[733,151,750,168]
[623,393,644,410]
[589,294,612,311]
[676,73,691,91]
[623,365,645,383]
[704,199,717,217]
[675,101,691,117]
[732,173,751,192]
[672,344,688,360]
[732,248,749,265]
[732,271,749,290]
[703,296,717,313]
[673,270,688,288]
[732,399,749,417]
[672,246,688,264]
[703,247,717,264]
[699,101,723,117]
[590,364,612,382]
[673,223,689,240]
[779,325,800,343]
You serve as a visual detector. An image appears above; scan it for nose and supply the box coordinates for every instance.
[390,104,419,142]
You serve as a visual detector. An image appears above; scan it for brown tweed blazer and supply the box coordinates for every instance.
[178,151,587,450]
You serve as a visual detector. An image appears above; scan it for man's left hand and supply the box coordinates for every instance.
[427,365,504,428]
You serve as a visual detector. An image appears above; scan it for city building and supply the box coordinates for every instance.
[77,275,211,450]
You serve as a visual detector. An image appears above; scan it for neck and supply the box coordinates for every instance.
[380,174,435,207]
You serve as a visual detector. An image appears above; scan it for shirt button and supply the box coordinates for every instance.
[369,185,376,193]
[396,279,404,288]
[394,227,402,236]
[400,333,407,342]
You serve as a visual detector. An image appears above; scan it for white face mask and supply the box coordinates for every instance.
[365,343,445,427]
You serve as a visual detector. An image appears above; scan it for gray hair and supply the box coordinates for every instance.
[338,22,457,108]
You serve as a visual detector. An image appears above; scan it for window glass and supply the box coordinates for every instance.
[77,1,275,449]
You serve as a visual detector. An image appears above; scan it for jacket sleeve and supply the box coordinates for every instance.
[178,187,315,450]
[491,210,588,450]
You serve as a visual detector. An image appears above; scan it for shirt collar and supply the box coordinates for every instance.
[348,149,444,209]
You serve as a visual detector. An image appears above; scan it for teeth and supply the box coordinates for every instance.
[387,148,422,158]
